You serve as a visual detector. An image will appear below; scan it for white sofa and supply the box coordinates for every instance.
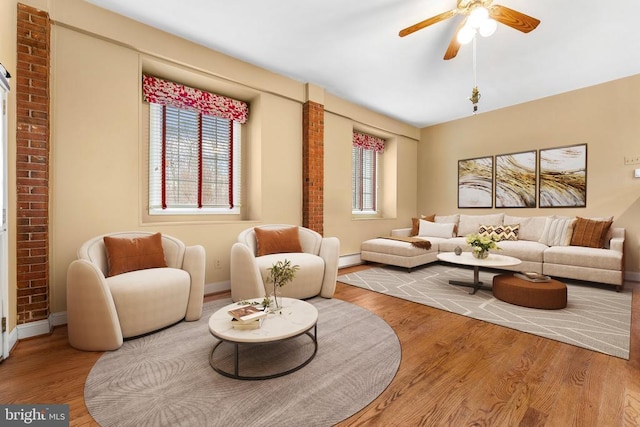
[361,213,625,291]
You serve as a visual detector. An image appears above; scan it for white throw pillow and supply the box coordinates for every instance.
[538,217,577,246]
[418,219,456,238]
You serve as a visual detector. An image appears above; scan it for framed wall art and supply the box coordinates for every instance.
[495,150,537,208]
[458,156,493,208]
[539,143,587,208]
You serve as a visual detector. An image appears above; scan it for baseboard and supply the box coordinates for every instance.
[50,311,67,327]
[7,327,18,356]
[16,318,51,340]
[626,271,640,283]
[339,253,362,268]
[205,280,230,295]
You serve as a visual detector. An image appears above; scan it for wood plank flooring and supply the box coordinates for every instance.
[1,264,639,426]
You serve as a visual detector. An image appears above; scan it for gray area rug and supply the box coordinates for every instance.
[85,297,400,427]
[339,263,631,359]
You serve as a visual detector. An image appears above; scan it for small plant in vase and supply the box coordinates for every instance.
[466,233,500,259]
[266,259,300,311]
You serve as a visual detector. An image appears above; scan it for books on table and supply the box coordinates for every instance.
[515,272,552,283]
[228,304,267,328]
[231,317,264,330]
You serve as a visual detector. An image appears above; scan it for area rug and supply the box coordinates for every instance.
[85,297,400,427]
[338,263,631,359]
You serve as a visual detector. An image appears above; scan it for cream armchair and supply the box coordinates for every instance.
[67,232,205,351]
[230,225,340,302]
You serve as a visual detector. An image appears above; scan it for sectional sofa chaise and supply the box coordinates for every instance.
[360,213,625,291]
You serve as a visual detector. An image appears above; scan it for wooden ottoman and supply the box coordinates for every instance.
[492,274,567,310]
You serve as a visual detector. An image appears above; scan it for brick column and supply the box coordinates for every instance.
[302,101,324,235]
[16,3,50,324]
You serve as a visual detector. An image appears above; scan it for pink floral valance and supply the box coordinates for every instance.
[353,131,385,153]
[142,75,248,124]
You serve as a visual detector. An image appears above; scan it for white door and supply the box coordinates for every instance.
[0,67,10,361]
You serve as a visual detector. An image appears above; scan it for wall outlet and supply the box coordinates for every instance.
[624,155,640,165]
[214,259,222,270]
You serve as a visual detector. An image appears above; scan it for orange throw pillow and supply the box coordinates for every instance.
[103,233,167,277]
[254,226,303,256]
[570,217,613,249]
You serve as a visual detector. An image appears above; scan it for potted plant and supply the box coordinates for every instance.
[266,259,300,310]
[465,233,500,259]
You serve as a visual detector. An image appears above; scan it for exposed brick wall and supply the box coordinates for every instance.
[15,3,50,324]
[302,101,324,235]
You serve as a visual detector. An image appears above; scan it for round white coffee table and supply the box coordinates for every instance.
[208,297,318,380]
[437,252,521,294]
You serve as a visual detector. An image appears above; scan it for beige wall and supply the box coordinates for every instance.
[11,0,420,315]
[419,74,640,275]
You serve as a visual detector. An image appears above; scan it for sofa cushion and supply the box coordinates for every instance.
[107,267,190,337]
[362,237,437,256]
[570,217,613,249]
[411,214,435,236]
[419,219,456,238]
[256,252,325,299]
[478,224,520,241]
[437,236,468,253]
[503,215,550,242]
[103,233,167,277]
[254,226,303,256]
[544,245,622,270]
[495,240,548,262]
[457,214,504,237]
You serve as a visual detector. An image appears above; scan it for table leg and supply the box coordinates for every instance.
[448,266,487,294]
[234,343,239,377]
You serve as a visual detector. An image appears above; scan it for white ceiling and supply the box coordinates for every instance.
[85,0,640,128]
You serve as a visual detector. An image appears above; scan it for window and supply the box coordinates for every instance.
[352,131,385,214]
[143,75,248,215]
[149,104,241,213]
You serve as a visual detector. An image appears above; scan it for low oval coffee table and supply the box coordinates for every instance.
[208,297,318,380]
[437,252,522,294]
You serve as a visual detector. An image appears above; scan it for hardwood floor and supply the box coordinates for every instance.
[2,264,640,426]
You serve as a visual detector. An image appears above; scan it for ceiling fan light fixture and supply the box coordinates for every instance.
[457,25,476,45]
[467,6,489,29]
[478,18,497,37]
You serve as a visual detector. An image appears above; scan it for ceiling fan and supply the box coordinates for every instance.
[399,0,540,60]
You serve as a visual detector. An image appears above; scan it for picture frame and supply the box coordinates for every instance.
[539,143,587,208]
[495,150,537,208]
[458,156,493,208]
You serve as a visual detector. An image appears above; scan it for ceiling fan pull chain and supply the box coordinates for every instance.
[469,37,481,114]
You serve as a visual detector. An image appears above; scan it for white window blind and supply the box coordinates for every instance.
[351,145,378,213]
[149,103,241,214]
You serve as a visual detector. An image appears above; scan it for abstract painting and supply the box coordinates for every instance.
[539,144,587,207]
[495,151,537,208]
[458,156,493,208]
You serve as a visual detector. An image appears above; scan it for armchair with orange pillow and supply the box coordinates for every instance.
[66,232,205,351]
[230,225,340,302]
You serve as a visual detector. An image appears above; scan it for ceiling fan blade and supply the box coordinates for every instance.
[444,18,468,60]
[490,5,540,33]
[399,9,457,37]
